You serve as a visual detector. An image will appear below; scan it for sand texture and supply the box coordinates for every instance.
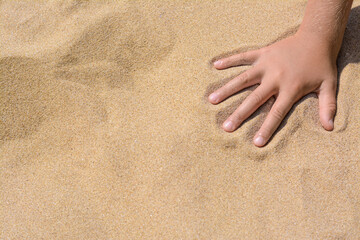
[1,0,360,239]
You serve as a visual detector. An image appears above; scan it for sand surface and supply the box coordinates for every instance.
[1,0,360,239]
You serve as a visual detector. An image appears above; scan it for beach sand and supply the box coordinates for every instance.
[1,0,360,238]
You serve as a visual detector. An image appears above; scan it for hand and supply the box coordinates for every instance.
[208,33,338,147]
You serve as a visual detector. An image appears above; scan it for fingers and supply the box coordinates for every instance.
[214,49,260,70]
[222,83,274,132]
[208,67,262,104]
[253,94,294,147]
[318,81,337,131]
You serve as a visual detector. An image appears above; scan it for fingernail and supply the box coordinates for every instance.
[254,136,266,147]
[223,121,234,131]
[328,119,334,129]
[209,93,219,103]
[214,60,222,67]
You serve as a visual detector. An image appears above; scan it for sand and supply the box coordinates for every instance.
[1,0,360,238]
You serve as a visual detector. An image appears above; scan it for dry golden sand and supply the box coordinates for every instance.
[1,0,360,238]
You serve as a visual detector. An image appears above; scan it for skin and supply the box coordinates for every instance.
[209,0,354,147]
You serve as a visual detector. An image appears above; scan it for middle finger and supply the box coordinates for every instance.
[223,83,275,132]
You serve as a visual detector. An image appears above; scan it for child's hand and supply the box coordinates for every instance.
[208,33,338,147]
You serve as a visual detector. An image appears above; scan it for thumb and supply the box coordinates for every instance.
[318,82,337,131]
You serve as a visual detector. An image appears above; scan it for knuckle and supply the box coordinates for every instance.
[232,110,243,122]
[229,115,241,126]
[234,115,244,124]
[233,109,245,124]
[325,102,337,113]
[255,48,266,57]
[327,80,337,92]
[239,52,248,61]
[260,128,272,139]
[325,75,337,85]
[251,91,263,103]
[225,79,238,91]
[272,107,285,121]
[239,72,250,83]
[272,69,285,79]
[290,82,303,94]
[258,125,272,140]
[283,80,304,96]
